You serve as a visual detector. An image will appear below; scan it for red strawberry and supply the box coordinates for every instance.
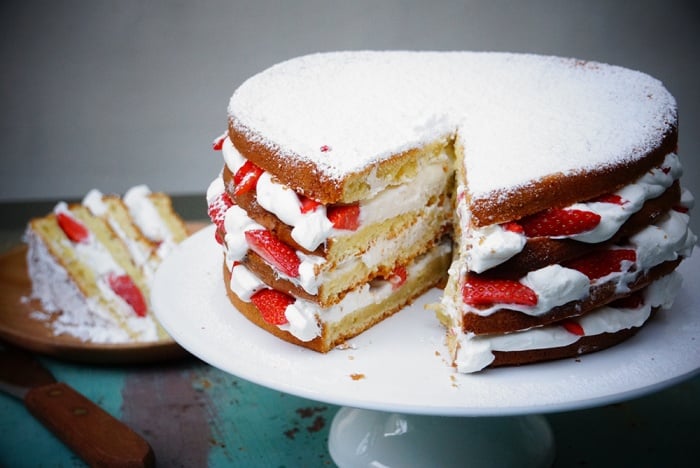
[107,273,147,317]
[501,221,524,234]
[462,275,538,307]
[565,248,637,281]
[327,203,361,231]
[673,205,689,214]
[320,145,332,152]
[212,132,227,151]
[299,195,321,214]
[250,289,293,325]
[245,229,301,278]
[207,191,234,232]
[56,212,90,243]
[214,229,224,245]
[387,265,408,290]
[519,208,601,237]
[233,160,264,196]
[591,193,626,205]
[561,320,585,336]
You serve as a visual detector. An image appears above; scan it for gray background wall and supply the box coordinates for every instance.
[1,0,698,232]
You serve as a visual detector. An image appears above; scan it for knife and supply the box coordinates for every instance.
[0,344,155,467]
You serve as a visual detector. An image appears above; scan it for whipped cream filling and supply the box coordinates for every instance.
[454,272,682,373]
[221,135,451,252]
[222,178,449,296]
[83,189,153,276]
[206,174,226,206]
[254,240,450,342]
[465,153,683,273]
[124,185,176,258]
[462,206,696,317]
[466,223,526,273]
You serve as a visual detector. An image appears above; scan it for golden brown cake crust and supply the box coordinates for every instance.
[229,120,448,205]
[229,122,348,205]
[489,327,641,368]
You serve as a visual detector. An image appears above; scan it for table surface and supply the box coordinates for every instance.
[1,196,698,467]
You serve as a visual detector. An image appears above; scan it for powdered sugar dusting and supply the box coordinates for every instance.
[228,51,675,196]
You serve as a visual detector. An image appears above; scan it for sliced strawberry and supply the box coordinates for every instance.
[462,275,538,307]
[320,145,332,152]
[233,160,264,196]
[107,273,147,317]
[214,229,224,245]
[207,191,234,233]
[519,208,601,237]
[591,193,626,205]
[299,195,321,214]
[565,249,637,281]
[56,212,90,243]
[250,288,293,325]
[387,265,408,290]
[501,221,524,234]
[212,132,227,151]
[327,203,360,231]
[245,229,301,278]
[561,320,585,336]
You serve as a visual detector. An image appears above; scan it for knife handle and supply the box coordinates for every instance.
[24,382,155,467]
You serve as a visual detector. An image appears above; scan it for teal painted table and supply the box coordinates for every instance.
[1,355,699,467]
[1,197,699,467]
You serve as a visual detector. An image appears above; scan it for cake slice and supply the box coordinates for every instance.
[25,187,188,343]
[208,134,453,351]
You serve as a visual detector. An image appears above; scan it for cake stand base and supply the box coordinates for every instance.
[328,407,555,468]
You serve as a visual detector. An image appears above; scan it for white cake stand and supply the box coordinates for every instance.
[153,226,700,467]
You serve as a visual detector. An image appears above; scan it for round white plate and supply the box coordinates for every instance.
[153,225,700,416]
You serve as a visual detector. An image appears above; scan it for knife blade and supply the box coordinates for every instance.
[0,344,155,467]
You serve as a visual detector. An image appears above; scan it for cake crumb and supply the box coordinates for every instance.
[350,373,365,381]
[336,342,357,350]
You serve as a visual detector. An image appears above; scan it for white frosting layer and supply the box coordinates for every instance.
[455,272,682,373]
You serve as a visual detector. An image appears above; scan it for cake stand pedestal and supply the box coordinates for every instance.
[328,409,554,467]
[152,227,700,468]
